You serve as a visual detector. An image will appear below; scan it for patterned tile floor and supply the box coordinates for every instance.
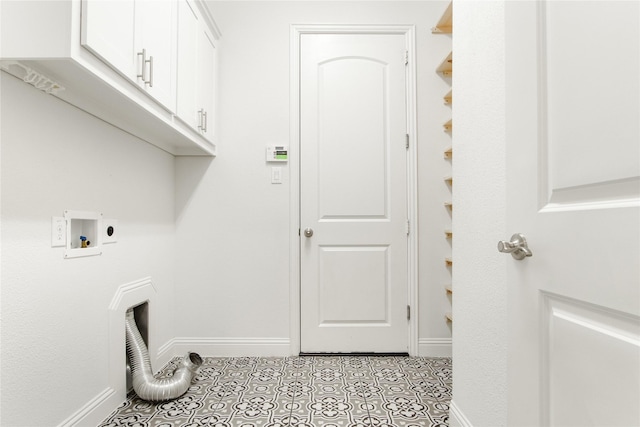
[99,356,452,427]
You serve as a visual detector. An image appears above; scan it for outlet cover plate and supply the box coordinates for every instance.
[103,219,118,244]
[51,216,66,247]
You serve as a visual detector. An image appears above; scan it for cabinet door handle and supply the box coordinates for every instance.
[198,109,204,130]
[147,55,153,87]
[137,49,147,83]
[203,110,207,133]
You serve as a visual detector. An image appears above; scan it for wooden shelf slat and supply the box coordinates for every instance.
[443,119,452,132]
[444,89,452,105]
[445,312,453,322]
[445,284,453,294]
[444,146,452,159]
[432,2,453,34]
[445,257,453,267]
[436,52,453,77]
[444,201,453,210]
[444,175,453,186]
[445,229,453,239]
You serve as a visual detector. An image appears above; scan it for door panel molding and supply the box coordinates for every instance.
[289,24,418,355]
[318,245,391,326]
[536,1,640,211]
[540,291,640,426]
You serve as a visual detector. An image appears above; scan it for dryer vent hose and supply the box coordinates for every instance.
[125,308,202,402]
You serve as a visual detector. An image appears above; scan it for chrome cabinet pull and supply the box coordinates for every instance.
[137,49,147,83]
[147,55,153,87]
[137,49,153,86]
[198,109,205,130]
[498,233,532,260]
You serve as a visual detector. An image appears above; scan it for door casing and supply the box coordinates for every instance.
[288,24,418,355]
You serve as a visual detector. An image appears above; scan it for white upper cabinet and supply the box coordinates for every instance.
[176,0,218,144]
[176,0,200,131]
[80,0,136,78]
[134,0,177,111]
[0,0,218,156]
[81,0,176,111]
[197,28,216,143]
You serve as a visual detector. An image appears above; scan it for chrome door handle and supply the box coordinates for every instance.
[304,228,313,238]
[498,233,532,260]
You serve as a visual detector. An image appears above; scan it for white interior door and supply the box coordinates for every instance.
[505,2,640,425]
[300,32,409,353]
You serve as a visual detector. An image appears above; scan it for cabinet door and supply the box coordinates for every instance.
[198,27,216,143]
[176,0,199,130]
[81,0,136,78]
[135,0,176,111]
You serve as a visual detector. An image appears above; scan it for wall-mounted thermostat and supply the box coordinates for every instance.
[266,145,288,162]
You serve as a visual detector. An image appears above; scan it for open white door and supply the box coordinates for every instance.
[505,1,640,425]
[299,32,409,353]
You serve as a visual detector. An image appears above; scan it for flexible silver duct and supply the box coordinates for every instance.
[125,308,202,402]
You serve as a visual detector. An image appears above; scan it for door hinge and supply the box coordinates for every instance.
[406,219,410,235]
[404,51,409,65]
[407,305,411,320]
[298,228,301,236]
[405,134,409,149]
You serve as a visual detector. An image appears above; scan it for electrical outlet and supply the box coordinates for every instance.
[51,216,66,247]
[103,219,118,244]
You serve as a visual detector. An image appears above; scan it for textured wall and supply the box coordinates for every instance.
[0,74,176,426]
[0,1,463,423]
[175,0,453,352]
[451,0,508,425]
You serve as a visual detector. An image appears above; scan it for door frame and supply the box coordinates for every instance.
[288,24,418,355]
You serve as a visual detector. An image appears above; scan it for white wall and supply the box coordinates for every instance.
[174,0,453,355]
[0,74,177,426]
[450,0,507,425]
[0,1,461,423]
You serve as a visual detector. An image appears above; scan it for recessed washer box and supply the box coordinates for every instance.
[64,210,103,258]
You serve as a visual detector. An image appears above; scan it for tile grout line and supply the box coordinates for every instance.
[360,356,375,424]
[404,356,438,402]
[215,356,259,424]
[405,356,452,422]
[422,358,451,407]
[285,355,301,427]
[206,357,239,423]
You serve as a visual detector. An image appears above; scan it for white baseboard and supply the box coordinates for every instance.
[57,387,119,427]
[449,400,473,427]
[61,337,447,426]
[418,338,452,357]
[158,337,292,362]
[62,277,159,427]
[61,337,291,426]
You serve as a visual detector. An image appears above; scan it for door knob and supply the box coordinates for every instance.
[498,233,532,260]
[304,228,314,238]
